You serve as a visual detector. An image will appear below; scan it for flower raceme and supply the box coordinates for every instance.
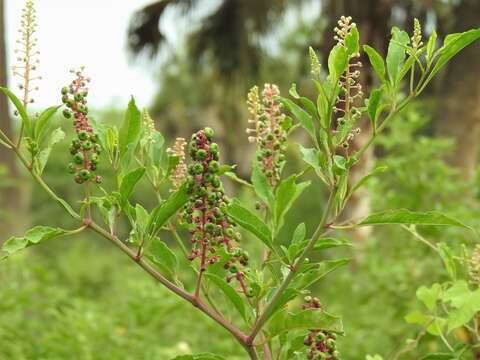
[246,84,289,187]
[62,67,102,185]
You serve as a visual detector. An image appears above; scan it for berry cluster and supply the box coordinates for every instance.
[62,67,102,184]
[333,16,363,150]
[302,296,340,360]
[246,84,289,187]
[182,128,248,278]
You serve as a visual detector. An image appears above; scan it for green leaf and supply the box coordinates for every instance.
[148,183,189,235]
[417,283,442,311]
[135,204,149,233]
[366,88,383,129]
[266,308,343,339]
[358,209,470,229]
[1,226,68,259]
[420,354,455,360]
[226,200,273,250]
[34,106,60,140]
[313,237,352,251]
[35,127,65,174]
[443,280,480,331]
[363,45,385,83]
[328,44,348,83]
[145,237,177,280]
[426,30,438,64]
[251,162,274,209]
[345,25,359,56]
[119,97,141,157]
[274,175,310,232]
[424,29,480,88]
[350,166,387,195]
[438,243,457,280]
[170,354,226,360]
[280,97,316,144]
[119,167,145,204]
[205,273,247,320]
[292,223,306,245]
[298,145,328,184]
[0,87,32,137]
[293,259,350,290]
[386,27,410,86]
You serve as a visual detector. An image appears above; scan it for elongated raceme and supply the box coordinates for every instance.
[167,137,187,192]
[62,67,102,184]
[182,128,251,294]
[333,16,363,150]
[246,84,289,187]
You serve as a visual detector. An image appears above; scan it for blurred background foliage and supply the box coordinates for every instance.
[1,0,480,359]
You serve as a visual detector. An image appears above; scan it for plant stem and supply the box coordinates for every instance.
[7,144,253,358]
[247,189,335,344]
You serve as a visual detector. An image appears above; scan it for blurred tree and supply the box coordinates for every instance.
[434,0,480,182]
[0,0,20,234]
[127,0,305,173]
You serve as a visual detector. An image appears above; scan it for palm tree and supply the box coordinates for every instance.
[0,0,20,234]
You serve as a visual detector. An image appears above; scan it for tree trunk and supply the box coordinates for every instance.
[0,0,21,237]
[434,0,480,181]
[322,0,392,241]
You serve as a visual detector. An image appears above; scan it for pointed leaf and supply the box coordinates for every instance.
[119,97,141,157]
[0,87,32,137]
[205,273,247,320]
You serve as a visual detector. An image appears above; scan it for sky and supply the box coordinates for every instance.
[5,0,165,109]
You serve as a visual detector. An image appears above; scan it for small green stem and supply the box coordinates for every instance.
[247,188,336,343]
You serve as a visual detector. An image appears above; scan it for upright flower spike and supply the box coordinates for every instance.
[302,296,341,360]
[182,128,250,291]
[411,18,423,51]
[246,84,288,187]
[333,16,363,150]
[12,0,41,108]
[62,67,102,185]
[167,137,187,192]
[470,245,480,285]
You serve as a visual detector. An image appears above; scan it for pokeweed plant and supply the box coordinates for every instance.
[1,3,480,359]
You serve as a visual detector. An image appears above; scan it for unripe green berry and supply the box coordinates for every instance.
[208,160,220,173]
[68,163,76,174]
[63,109,72,119]
[210,143,219,153]
[205,223,215,233]
[78,130,88,141]
[326,338,335,349]
[73,153,84,164]
[193,163,204,174]
[78,169,90,181]
[74,92,83,101]
[196,149,207,159]
[89,153,99,164]
[61,87,69,95]
[204,127,214,140]
[82,141,93,150]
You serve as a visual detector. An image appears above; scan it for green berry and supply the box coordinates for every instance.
[89,153,99,164]
[74,93,83,101]
[78,169,90,181]
[73,153,84,164]
[68,163,76,174]
[205,223,215,233]
[82,141,92,150]
[193,163,204,174]
[204,127,214,140]
[196,149,207,159]
[63,109,71,119]
[208,160,220,173]
[209,143,219,153]
[61,86,69,95]
[78,130,88,141]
